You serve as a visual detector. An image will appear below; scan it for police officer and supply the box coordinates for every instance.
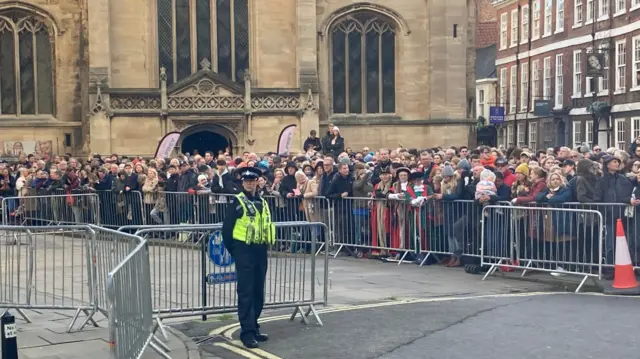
[222,166,276,349]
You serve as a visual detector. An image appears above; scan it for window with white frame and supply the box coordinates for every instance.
[518,123,526,147]
[556,0,565,31]
[510,65,517,113]
[634,0,640,9]
[587,0,594,21]
[632,117,640,141]
[500,68,508,106]
[478,89,485,117]
[586,121,593,146]
[615,118,626,150]
[500,13,508,49]
[507,125,514,147]
[575,0,583,24]
[600,0,609,18]
[616,40,626,92]
[600,43,610,93]
[573,121,582,148]
[511,10,518,46]
[544,0,553,35]
[543,57,552,100]
[498,128,506,148]
[529,123,538,149]
[556,54,564,107]
[585,48,593,94]
[521,6,529,43]
[633,36,640,88]
[533,0,541,39]
[543,122,553,148]
[615,0,625,14]
[573,50,582,96]
[521,62,529,110]
[532,60,540,108]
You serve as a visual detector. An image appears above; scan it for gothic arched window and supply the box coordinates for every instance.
[157,0,249,84]
[330,13,395,115]
[0,11,54,116]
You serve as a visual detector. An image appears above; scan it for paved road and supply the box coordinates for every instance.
[172,256,577,358]
[178,293,639,359]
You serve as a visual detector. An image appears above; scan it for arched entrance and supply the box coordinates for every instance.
[181,131,232,156]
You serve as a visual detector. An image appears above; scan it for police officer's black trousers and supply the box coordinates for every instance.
[233,240,268,339]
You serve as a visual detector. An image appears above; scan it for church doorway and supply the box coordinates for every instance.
[181,131,231,157]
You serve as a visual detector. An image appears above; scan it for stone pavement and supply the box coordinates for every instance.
[0,309,203,359]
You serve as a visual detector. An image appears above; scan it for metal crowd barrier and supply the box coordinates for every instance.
[327,197,513,265]
[117,221,329,336]
[0,225,98,332]
[480,204,604,292]
[519,202,640,270]
[94,190,146,228]
[0,224,165,358]
[106,230,169,359]
[1,192,100,226]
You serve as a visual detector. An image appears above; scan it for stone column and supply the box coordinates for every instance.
[297,0,318,92]
[87,0,112,154]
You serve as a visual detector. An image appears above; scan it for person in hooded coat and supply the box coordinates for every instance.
[279,161,300,221]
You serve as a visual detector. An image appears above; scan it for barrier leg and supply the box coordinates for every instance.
[419,252,431,267]
[314,242,325,257]
[152,335,172,352]
[11,309,32,324]
[156,317,169,341]
[149,341,173,359]
[520,260,533,277]
[575,275,590,293]
[332,244,344,258]
[397,251,409,266]
[72,308,100,332]
[482,261,501,281]
[289,304,323,326]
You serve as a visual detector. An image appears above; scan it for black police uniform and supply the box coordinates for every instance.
[221,167,270,348]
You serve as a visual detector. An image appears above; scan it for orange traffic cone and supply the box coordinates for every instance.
[604,219,640,295]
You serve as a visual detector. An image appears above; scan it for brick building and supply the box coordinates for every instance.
[0,0,478,158]
[493,0,640,150]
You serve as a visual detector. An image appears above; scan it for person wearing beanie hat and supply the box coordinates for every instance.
[441,163,455,177]
[515,163,530,177]
[364,154,374,163]
[457,158,471,173]
[325,126,345,158]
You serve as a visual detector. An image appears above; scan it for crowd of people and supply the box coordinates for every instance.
[1,123,640,274]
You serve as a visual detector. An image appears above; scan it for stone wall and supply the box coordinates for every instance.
[0,0,89,151]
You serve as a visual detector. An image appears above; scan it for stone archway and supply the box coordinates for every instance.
[177,123,240,156]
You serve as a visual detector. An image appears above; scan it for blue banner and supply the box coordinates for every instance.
[489,106,505,124]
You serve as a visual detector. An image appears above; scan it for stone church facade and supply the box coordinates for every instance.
[0,0,477,157]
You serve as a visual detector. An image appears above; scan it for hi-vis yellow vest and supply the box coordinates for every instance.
[232,192,276,245]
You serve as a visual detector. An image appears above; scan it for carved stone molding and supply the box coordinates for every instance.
[303,89,317,112]
[251,95,300,111]
[111,95,161,111]
[168,79,245,111]
[90,83,111,117]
